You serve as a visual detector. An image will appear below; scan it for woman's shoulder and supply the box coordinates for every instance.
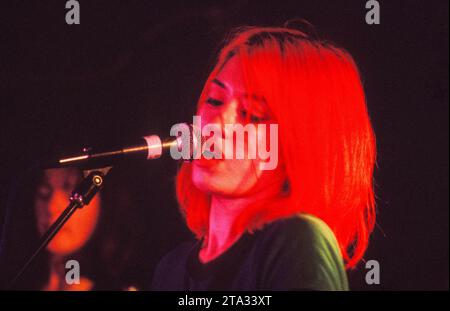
[254,213,349,290]
[156,240,197,268]
[260,213,339,247]
[151,239,198,290]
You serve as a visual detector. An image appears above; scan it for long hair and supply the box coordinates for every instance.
[176,26,377,268]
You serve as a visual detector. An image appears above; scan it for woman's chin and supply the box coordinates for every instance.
[47,239,83,256]
[192,178,250,198]
[192,175,215,194]
[192,165,256,197]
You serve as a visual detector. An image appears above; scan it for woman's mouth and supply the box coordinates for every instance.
[194,154,222,168]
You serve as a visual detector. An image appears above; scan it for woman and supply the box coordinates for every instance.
[151,25,376,290]
[0,167,144,290]
[34,168,101,290]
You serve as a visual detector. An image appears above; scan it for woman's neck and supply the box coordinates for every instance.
[199,181,285,263]
[44,256,65,291]
[198,196,244,263]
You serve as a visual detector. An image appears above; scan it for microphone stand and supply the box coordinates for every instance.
[7,166,112,289]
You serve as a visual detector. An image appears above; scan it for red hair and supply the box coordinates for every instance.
[176,26,377,268]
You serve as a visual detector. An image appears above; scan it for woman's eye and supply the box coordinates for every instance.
[206,98,223,107]
[250,115,263,123]
[37,186,52,202]
[63,180,76,192]
[240,109,267,123]
[240,109,247,119]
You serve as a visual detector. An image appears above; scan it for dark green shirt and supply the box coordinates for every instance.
[151,213,349,290]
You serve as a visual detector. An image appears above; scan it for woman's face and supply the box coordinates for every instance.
[34,169,101,256]
[192,55,283,197]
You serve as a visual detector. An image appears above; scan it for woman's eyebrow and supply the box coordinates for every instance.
[212,78,227,90]
[211,78,266,105]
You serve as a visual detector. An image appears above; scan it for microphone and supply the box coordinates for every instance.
[39,124,199,169]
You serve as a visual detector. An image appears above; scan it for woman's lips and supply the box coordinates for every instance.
[194,155,222,168]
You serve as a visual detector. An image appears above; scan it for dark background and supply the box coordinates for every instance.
[0,0,448,290]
